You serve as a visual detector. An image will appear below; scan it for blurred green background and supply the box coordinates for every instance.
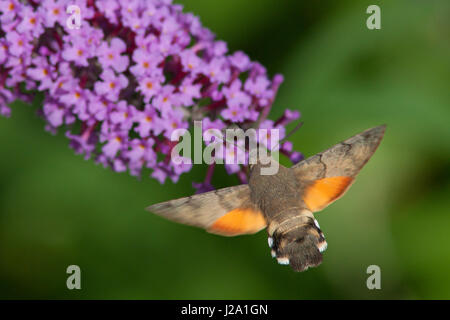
[1,0,449,299]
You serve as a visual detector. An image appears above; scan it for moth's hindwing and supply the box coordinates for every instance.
[146,184,266,236]
[303,176,354,212]
[293,125,386,212]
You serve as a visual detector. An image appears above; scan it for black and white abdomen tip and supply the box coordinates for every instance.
[267,217,327,271]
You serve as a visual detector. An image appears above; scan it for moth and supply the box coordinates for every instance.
[147,125,386,272]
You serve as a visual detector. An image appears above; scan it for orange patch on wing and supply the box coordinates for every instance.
[303,176,354,212]
[208,208,266,236]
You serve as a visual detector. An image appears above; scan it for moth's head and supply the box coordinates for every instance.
[269,217,327,272]
[248,151,280,176]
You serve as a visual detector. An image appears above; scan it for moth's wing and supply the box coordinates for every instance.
[293,125,386,212]
[146,184,266,236]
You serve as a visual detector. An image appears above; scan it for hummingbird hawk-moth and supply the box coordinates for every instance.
[146,125,386,272]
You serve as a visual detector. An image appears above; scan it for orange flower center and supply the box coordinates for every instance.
[107,53,114,60]
[146,82,153,89]
[143,62,149,68]
[109,82,116,89]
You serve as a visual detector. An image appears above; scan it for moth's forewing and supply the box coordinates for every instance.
[294,125,386,212]
[146,184,266,236]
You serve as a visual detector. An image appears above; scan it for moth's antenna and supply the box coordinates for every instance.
[204,121,303,157]
[203,125,249,154]
[203,124,272,164]
[270,121,303,152]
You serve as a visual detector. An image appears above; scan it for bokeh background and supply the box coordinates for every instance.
[1,0,449,299]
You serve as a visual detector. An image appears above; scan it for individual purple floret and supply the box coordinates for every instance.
[0,0,301,190]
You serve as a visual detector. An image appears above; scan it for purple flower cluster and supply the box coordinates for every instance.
[0,0,302,189]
